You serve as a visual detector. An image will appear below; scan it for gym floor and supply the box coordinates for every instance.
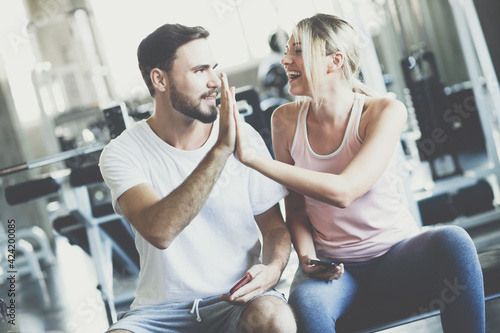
[3,232,499,333]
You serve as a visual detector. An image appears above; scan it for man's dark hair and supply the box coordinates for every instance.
[137,24,210,97]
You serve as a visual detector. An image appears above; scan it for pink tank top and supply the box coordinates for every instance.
[290,93,420,262]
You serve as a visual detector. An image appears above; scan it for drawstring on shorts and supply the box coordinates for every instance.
[190,298,203,322]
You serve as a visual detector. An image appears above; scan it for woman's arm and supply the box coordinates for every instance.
[235,98,407,208]
[285,190,316,263]
[285,190,344,281]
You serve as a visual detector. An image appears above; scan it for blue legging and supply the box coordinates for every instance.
[288,226,485,333]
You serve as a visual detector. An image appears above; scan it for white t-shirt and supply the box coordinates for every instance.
[99,118,287,308]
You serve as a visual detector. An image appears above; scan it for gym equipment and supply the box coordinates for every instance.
[417,178,495,226]
[1,103,135,324]
[257,30,293,157]
[401,51,463,180]
[453,179,494,217]
[0,143,105,177]
[417,192,457,226]
[5,177,60,205]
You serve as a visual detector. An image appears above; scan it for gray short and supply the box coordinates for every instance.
[106,289,286,333]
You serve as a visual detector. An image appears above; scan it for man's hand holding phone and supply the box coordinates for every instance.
[220,272,254,304]
[229,273,252,295]
[220,263,281,305]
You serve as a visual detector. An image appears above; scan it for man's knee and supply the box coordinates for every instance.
[239,296,296,333]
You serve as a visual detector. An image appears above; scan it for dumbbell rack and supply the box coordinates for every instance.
[410,0,500,250]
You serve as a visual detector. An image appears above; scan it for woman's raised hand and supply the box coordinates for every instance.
[233,94,258,165]
[218,72,258,164]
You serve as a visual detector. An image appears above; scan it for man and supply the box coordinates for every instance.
[99,23,296,333]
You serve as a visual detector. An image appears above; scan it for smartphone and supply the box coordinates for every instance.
[229,273,252,294]
[309,259,338,268]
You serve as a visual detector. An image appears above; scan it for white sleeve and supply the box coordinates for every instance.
[99,141,149,215]
[244,122,288,215]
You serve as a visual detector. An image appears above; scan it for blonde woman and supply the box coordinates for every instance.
[234,13,484,333]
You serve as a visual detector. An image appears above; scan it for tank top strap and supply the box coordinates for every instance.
[290,99,311,155]
[351,92,366,143]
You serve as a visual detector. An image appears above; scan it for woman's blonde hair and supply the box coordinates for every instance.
[292,13,378,101]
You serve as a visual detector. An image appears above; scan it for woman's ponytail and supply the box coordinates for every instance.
[351,78,380,97]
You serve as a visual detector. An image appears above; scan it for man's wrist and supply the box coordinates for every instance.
[265,261,286,278]
[212,141,234,158]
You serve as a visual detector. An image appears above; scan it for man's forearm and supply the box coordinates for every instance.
[146,145,231,249]
[262,225,292,274]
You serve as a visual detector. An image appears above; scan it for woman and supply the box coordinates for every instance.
[233,13,484,333]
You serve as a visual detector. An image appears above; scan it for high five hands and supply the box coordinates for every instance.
[218,73,257,164]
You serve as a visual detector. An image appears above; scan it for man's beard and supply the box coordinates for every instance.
[169,81,218,124]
